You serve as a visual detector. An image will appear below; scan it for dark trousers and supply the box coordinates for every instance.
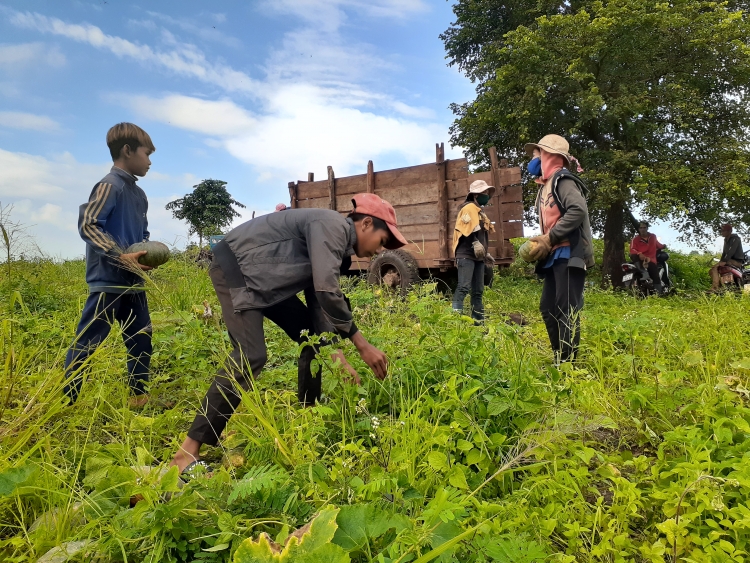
[64,292,152,403]
[187,264,322,446]
[539,260,585,363]
[633,258,661,287]
[452,258,485,321]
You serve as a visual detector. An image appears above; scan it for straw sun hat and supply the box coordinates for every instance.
[524,134,572,165]
[468,179,496,198]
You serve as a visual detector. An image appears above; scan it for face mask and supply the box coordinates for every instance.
[526,157,542,177]
[476,194,490,206]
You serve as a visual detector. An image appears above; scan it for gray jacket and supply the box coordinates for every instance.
[216,209,358,338]
[721,233,744,263]
[535,170,595,272]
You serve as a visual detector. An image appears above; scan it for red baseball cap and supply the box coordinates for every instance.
[351,193,408,249]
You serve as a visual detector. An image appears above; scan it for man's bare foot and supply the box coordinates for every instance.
[129,394,149,409]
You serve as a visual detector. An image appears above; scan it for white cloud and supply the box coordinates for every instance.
[261,0,428,31]
[0,149,106,200]
[0,111,61,132]
[143,11,242,49]
[118,89,458,182]
[0,42,66,68]
[8,11,260,95]
[116,94,256,137]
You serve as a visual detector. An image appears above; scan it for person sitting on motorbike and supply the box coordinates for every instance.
[629,221,666,294]
[710,223,744,291]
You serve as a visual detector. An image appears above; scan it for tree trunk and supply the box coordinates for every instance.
[199,234,203,249]
[602,201,626,288]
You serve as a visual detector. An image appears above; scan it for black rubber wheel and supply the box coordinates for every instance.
[367,249,420,295]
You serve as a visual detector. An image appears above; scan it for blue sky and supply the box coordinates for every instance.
[0,0,477,258]
[0,0,722,258]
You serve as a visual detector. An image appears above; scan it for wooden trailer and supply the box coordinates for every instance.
[288,143,524,290]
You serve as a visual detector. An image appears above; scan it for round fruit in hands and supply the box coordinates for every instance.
[125,241,171,268]
[517,240,539,263]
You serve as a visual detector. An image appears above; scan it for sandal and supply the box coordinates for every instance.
[180,460,213,483]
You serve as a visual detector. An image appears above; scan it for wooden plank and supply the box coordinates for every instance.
[296,197,331,210]
[503,221,524,238]
[327,166,336,211]
[288,182,297,209]
[397,223,440,242]
[378,183,437,207]
[403,240,442,260]
[446,178,468,200]
[499,201,524,221]
[334,174,367,195]
[367,161,374,193]
[393,202,439,226]
[436,143,448,261]
[499,184,523,203]
[445,158,469,181]
[373,163,435,190]
[296,179,330,200]
[496,167,522,187]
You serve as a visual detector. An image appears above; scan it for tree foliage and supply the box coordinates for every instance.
[165,179,245,247]
[443,0,750,284]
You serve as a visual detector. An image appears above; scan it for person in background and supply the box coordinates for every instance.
[275,203,288,212]
[629,221,666,294]
[64,123,157,407]
[169,194,408,475]
[710,223,744,291]
[451,180,495,322]
[523,135,594,365]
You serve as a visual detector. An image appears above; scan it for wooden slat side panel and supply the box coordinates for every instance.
[393,202,439,226]
[446,179,469,200]
[503,221,524,238]
[496,167,522,187]
[376,183,438,207]
[297,197,331,210]
[499,202,524,222]
[334,174,367,195]
[296,180,330,200]
[374,163,435,190]
[446,158,469,181]
[499,184,523,203]
[397,223,440,242]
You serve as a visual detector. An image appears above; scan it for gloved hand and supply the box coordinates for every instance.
[472,240,486,259]
[528,234,552,261]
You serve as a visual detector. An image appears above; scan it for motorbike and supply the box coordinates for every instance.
[715,258,744,291]
[621,249,672,296]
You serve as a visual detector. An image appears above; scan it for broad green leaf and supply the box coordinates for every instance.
[427,451,449,472]
[448,465,468,490]
[0,465,35,496]
[204,543,231,552]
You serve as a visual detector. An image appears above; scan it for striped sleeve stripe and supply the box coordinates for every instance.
[82,183,116,251]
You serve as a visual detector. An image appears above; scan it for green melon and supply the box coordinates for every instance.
[125,241,170,267]
[517,240,539,263]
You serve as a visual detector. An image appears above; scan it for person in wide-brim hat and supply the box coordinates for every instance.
[450,179,496,323]
[521,134,594,365]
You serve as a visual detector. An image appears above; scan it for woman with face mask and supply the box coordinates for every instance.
[451,179,495,322]
[523,135,594,364]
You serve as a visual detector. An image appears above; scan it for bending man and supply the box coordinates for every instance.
[171,194,407,473]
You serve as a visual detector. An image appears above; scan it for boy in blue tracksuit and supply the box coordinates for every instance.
[64,123,156,406]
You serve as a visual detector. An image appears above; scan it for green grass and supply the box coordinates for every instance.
[2,251,750,562]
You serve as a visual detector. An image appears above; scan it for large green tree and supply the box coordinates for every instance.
[166,179,245,248]
[443,0,750,284]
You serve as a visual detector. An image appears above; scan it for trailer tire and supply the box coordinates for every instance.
[367,250,420,294]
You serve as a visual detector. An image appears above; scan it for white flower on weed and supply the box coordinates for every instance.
[299,329,309,337]
[400,420,405,426]
[370,433,376,439]
[356,398,367,414]
[371,416,380,429]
